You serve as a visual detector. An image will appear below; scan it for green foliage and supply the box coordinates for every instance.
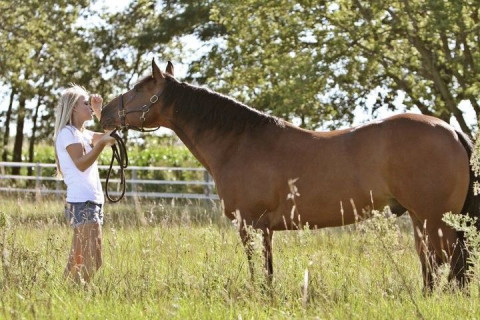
[24,136,200,168]
[124,143,200,168]
[0,0,92,133]
[472,128,480,195]
[30,143,56,164]
[102,137,203,194]
[197,0,349,129]
[0,211,8,228]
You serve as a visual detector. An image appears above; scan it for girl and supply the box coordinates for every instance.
[54,84,115,284]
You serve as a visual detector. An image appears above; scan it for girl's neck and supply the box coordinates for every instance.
[71,117,84,131]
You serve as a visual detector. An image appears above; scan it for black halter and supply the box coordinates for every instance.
[117,89,163,132]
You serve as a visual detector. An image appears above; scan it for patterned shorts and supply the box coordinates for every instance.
[64,201,104,228]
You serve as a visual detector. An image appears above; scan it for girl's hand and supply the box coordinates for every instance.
[90,94,103,119]
[100,130,116,147]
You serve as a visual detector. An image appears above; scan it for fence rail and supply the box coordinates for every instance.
[0,162,219,200]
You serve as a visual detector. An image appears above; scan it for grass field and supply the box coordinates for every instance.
[1,195,480,319]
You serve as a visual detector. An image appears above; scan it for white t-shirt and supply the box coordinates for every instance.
[56,125,104,204]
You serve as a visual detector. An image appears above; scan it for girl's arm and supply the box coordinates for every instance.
[91,94,103,121]
[66,132,115,172]
[90,94,112,146]
[92,132,111,146]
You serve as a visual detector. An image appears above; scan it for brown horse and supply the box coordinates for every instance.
[101,60,479,290]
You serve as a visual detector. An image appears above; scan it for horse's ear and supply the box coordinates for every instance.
[152,59,165,79]
[165,61,174,76]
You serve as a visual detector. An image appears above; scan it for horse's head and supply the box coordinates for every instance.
[101,59,174,131]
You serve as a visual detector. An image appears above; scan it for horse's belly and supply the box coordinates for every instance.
[270,188,391,230]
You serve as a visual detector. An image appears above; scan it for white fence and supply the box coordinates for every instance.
[0,162,219,201]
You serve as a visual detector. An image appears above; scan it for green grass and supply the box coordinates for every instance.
[1,197,480,319]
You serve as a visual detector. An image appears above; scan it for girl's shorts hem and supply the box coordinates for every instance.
[64,201,103,228]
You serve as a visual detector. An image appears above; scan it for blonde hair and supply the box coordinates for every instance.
[54,84,89,177]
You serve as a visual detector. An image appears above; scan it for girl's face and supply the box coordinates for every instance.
[72,95,94,124]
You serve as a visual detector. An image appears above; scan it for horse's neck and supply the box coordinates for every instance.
[170,123,234,174]
[165,84,287,172]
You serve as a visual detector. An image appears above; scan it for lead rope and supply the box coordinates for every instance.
[105,129,129,202]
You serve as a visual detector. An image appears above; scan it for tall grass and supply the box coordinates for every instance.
[1,197,480,319]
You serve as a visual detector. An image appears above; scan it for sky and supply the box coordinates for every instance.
[94,0,132,13]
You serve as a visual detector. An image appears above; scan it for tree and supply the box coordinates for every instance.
[1,89,15,161]
[187,0,479,133]
[0,0,91,170]
[86,0,222,137]
[0,0,225,153]
[322,0,480,135]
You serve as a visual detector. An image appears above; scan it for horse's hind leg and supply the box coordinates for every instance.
[411,215,464,290]
[450,231,468,287]
[412,219,440,290]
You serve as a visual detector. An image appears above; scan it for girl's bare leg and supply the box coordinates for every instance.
[64,223,102,284]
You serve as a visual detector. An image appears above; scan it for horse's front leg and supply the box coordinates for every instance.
[239,223,256,281]
[239,223,274,284]
[262,228,274,284]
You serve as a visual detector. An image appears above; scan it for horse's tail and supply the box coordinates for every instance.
[452,130,479,284]
[456,130,480,223]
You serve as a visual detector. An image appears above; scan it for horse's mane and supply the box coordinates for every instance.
[163,77,284,136]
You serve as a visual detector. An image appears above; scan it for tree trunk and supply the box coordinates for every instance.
[27,96,42,176]
[2,88,16,161]
[12,96,26,175]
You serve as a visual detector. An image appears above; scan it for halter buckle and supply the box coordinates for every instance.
[150,95,158,103]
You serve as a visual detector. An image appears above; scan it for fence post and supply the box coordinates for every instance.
[0,163,4,187]
[35,163,42,202]
[203,170,213,198]
[56,173,62,199]
[132,168,138,195]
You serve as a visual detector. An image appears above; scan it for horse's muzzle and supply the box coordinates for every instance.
[101,98,120,130]
[100,117,118,130]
